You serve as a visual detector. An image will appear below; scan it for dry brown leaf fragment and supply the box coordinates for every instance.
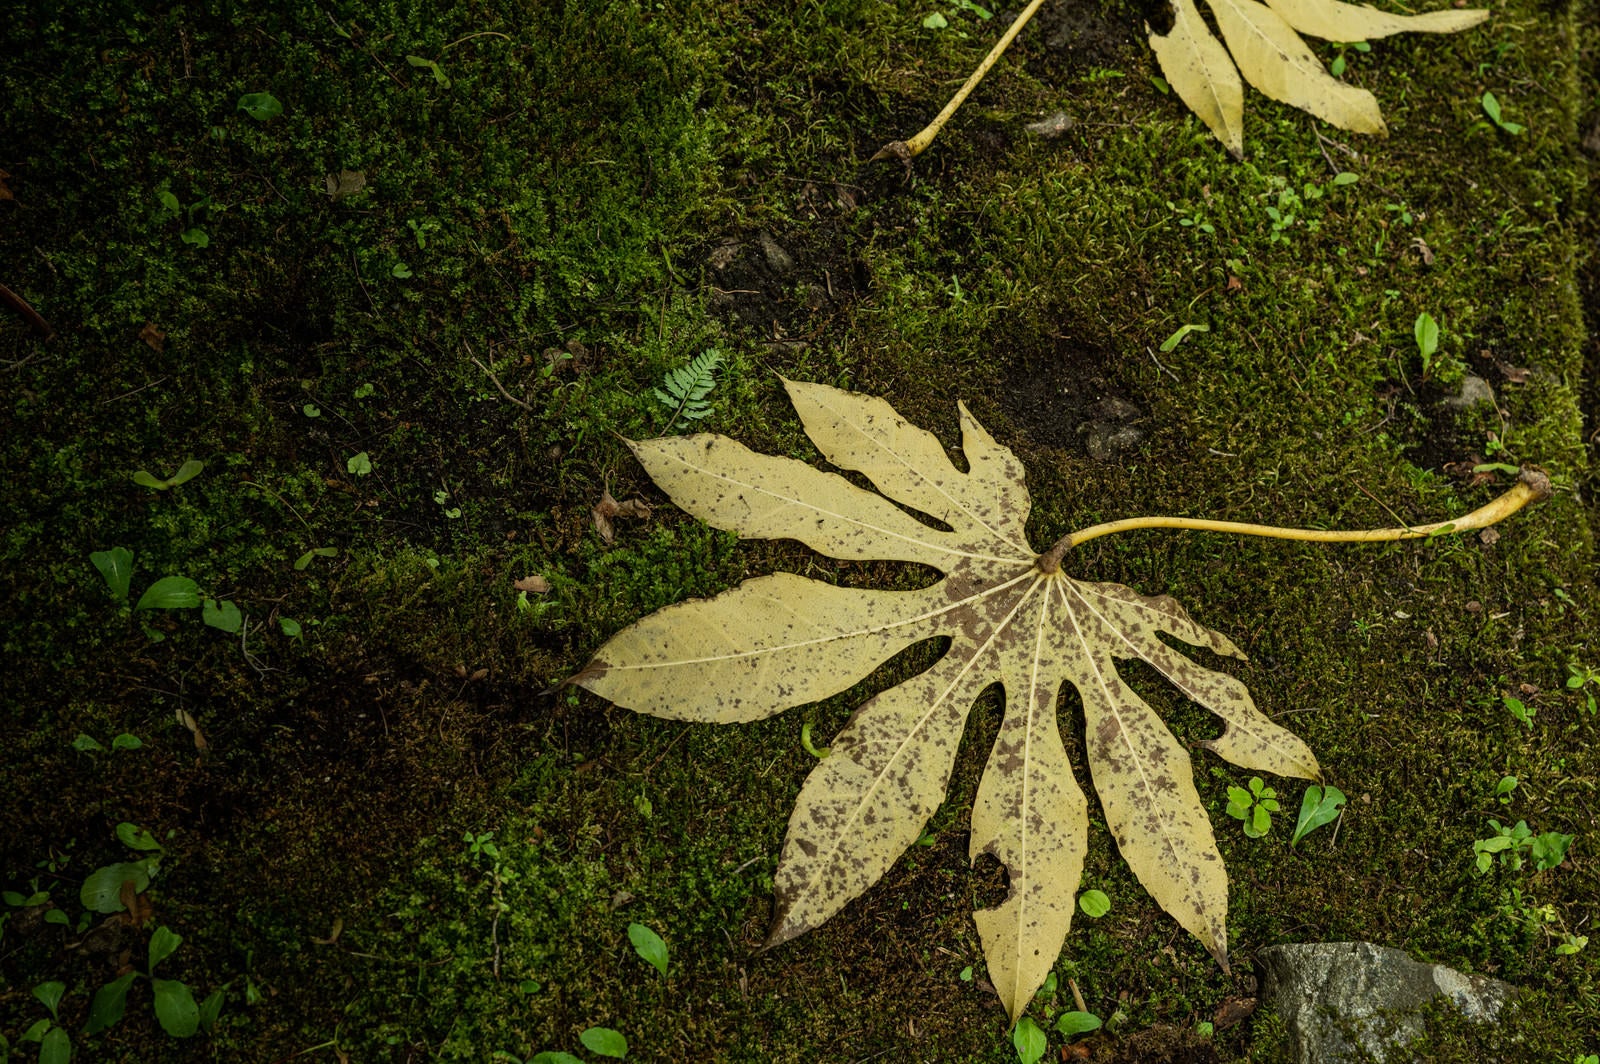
[174,708,209,752]
[514,574,551,593]
[138,322,166,352]
[575,380,1319,1019]
[324,170,367,200]
[592,489,651,545]
[0,168,13,200]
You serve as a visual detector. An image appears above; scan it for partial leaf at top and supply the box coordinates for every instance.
[1149,0,1246,159]
[1144,0,1487,153]
[576,380,1323,1018]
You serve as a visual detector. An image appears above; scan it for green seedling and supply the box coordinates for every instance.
[1226,777,1280,838]
[293,547,338,571]
[1078,889,1111,917]
[87,925,223,1038]
[1057,1011,1102,1037]
[1481,91,1524,135]
[1494,776,1518,804]
[405,54,450,87]
[433,490,462,519]
[354,382,376,398]
[579,1027,627,1058]
[391,262,413,279]
[237,92,283,120]
[1556,933,1588,956]
[628,922,669,976]
[800,722,830,759]
[346,451,373,476]
[91,547,134,602]
[1414,313,1440,378]
[1474,819,1573,874]
[202,598,243,634]
[1504,695,1535,728]
[1290,784,1346,845]
[136,576,202,612]
[1566,662,1599,715]
[1159,323,1209,352]
[302,403,321,417]
[19,981,71,1064]
[72,732,142,753]
[132,459,204,491]
[1012,1015,1047,1064]
[1327,39,1370,77]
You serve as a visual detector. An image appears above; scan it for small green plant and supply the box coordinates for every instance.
[1575,1054,1598,1064]
[293,546,338,570]
[1158,322,1208,352]
[627,923,669,977]
[433,490,462,519]
[800,721,830,759]
[405,54,451,87]
[1494,776,1518,804]
[1480,91,1525,135]
[18,981,71,1064]
[1556,933,1588,956]
[86,925,224,1038]
[132,459,204,491]
[1012,1015,1047,1064]
[1077,889,1110,918]
[1290,784,1346,845]
[71,732,143,754]
[579,1027,627,1059]
[1226,777,1280,838]
[1473,820,1573,874]
[236,91,282,120]
[1262,188,1300,244]
[1057,1011,1102,1037]
[1566,662,1599,714]
[1414,312,1440,378]
[1327,39,1371,77]
[346,451,373,476]
[653,349,723,432]
[1504,695,1535,728]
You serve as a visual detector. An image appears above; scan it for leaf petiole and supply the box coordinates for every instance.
[1035,467,1550,572]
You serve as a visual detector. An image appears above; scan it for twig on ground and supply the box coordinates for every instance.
[469,345,532,411]
[0,282,55,339]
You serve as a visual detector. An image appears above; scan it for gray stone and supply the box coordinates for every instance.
[1084,421,1145,462]
[759,232,795,275]
[1438,375,1496,411]
[1025,111,1075,138]
[1086,396,1140,422]
[1258,942,1515,1064]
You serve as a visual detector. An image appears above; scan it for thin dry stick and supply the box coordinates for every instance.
[1035,467,1551,574]
[871,0,1049,162]
[0,282,55,339]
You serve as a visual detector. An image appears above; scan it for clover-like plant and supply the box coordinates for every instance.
[573,380,1547,1019]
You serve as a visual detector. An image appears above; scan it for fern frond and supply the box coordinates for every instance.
[654,349,723,432]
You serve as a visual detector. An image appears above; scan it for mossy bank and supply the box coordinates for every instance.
[1,0,1595,1060]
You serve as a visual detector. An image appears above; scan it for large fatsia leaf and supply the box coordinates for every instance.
[1147,0,1486,157]
[575,380,1320,1021]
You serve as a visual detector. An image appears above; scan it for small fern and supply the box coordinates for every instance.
[653,349,723,432]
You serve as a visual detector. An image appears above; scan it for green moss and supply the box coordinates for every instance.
[1,0,1594,1058]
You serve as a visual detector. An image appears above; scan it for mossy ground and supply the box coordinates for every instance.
[1,0,1596,1060]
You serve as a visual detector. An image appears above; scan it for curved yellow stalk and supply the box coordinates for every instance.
[872,0,1049,162]
[1035,467,1551,573]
